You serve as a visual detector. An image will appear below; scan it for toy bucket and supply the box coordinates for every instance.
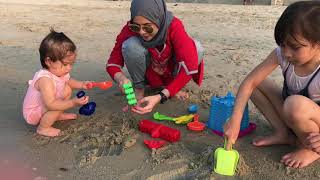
[214,139,239,176]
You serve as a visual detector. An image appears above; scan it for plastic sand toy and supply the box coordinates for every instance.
[214,139,239,176]
[153,112,194,124]
[86,81,113,90]
[188,104,199,114]
[207,91,256,137]
[187,114,205,131]
[76,90,96,116]
[123,82,137,105]
[144,140,166,149]
[139,119,180,142]
[153,112,175,121]
[173,114,194,124]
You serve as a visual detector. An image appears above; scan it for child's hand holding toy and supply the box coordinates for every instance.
[223,118,240,150]
[72,95,89,106]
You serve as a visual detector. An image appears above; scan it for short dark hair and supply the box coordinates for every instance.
[275,1,320,47]
[39,29,76,69]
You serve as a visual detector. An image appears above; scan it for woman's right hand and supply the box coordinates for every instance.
[72,96,89,106]
[118,78,131,92]
[224,119,240,150]
[114,72,130,93]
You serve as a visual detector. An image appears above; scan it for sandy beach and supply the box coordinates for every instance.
[1,0,320,179]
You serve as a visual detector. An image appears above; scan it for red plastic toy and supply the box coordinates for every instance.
[144,140,166,149]
[86,81,113,90]
[139,120,181,142]
[187,114,205,131]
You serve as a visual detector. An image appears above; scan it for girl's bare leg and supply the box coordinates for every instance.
[281,95,320,168]
[37,110,62,137]
[251,79,296,146]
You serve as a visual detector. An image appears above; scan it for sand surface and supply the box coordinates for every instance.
[1,1,320,179]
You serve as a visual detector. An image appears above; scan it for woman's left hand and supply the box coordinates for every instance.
[131,94,161,114]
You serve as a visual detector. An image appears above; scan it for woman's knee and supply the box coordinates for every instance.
[122,36,148,66]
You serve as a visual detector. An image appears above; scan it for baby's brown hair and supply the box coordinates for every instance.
[39,29,76,69]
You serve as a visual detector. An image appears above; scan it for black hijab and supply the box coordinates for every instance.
[130,0,174,48]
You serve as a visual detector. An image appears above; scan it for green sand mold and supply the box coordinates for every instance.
[123,82,137,105]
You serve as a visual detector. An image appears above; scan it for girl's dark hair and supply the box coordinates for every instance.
[275,1,320,47]
[39,29,76,69]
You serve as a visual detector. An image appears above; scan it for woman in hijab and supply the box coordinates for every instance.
[106,0,204,114]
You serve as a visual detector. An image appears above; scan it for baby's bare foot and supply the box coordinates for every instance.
[37,127,61,137]
[175,90,189,100]
[253,132,296,146]
[281,148,320,168]
[58,113,77,121]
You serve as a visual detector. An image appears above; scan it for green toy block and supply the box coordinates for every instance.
[123,82,132,89]
[123,82,137,106]
[126,93,136,99]
[128,99,137,105]
[124,88,134,94]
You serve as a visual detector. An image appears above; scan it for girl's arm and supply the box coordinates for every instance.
[224,49,279,149]
[37,77,88,111]
[68,78,88,89]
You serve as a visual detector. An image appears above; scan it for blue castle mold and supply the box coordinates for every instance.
[207,91,249,134]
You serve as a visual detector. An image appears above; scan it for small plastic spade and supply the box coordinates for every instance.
[153,112,175,121]
[86,81,113,90]
[174,114,194,124]
[214,138,239,176]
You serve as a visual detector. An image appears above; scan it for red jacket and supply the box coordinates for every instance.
[106,17,203,97]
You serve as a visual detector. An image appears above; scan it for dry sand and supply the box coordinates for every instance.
[1,0,320,179]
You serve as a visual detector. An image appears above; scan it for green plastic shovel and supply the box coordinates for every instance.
[214,139,239,176]
[153,112,175,121]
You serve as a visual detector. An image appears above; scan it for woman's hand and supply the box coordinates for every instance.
[131,94,161,114]
[223,119,240,150]
[306,132,320,154]
[114,72,130,93]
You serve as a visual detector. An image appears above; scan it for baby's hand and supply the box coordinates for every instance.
[306,132,320,154]
[73,96,89,106]
[82,81,92,90]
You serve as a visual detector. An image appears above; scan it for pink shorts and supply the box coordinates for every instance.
[23,106,44,125]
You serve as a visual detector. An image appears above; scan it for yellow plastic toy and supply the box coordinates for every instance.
[214,138,239,176]
[173,114,194,124]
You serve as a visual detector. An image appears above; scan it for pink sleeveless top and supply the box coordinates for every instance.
[23,69,70,123]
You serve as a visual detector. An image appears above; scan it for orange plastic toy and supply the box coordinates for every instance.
[187,114,205,131]
[87,81,113,90]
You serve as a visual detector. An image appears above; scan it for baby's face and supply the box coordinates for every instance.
[47,52,76,77]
